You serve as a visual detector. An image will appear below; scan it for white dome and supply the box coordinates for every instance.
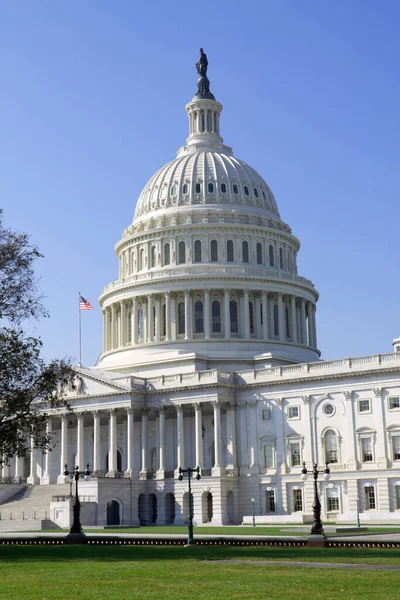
[133,150,280,221]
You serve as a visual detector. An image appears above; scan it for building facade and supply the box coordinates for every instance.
[3,53,400,527]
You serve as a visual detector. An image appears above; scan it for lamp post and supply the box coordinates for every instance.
[64,463,91,536]
[301,461,330,536]
[251,497,256,527]
[178,466,201,546]
[356,496,360,528]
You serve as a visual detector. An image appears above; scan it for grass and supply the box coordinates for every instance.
[0,545,400,599]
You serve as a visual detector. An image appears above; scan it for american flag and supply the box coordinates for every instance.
[79,295,93,311]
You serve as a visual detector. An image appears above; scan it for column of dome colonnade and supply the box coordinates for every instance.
[22,403,239,484]
[101,291,318,352]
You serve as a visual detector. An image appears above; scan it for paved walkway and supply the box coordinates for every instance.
[208,560,400,571]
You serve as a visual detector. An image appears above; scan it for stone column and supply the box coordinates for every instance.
[165,292,171,341]
[290,295,297,343]
[156,406,166,478]
[277,293,284,341]
[184,290,192,340]
[373,388,388,468]
[312,305,318,349]
[13,454,22,483]
[204,289,211,339]
[307,301,313,348]
[148,294,154,343]
[93,411,101,473]
[226,403,238,475]
[102,310,107,352]
[212,401,222,477]
[27,434,39,485]
[121,301,127,347]
[131,298,138,344]
[300,298,306,345]
[268,294,275,338]
[224,289,230,338]
[76,413,85,471]
[155,296,161,342]
[57,415,68,483]
[42,418,55,484]
[142,299,147,344]
[247,401,259,473]
[262,291,268,340]
[108,409,117,477]
[344,391,357,470]
[125,407,136,478]
[170,295,176,341]
[175,405,185,475]
[111,304,117,349]
[140,410,148,474]
[194,403,204,469]
[243,290,250,338]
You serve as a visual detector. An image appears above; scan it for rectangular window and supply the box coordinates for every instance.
[266,490,276,513]
[288,406,299,420]
[361,438,373,462]
[326,489,339,512]
[358,399,371,413]
[396,486,400,510]
[389,397,400,410]
[290,442,301,466]
[262,408,272,421]
[293,489,303,512]
[392,436,400,461]
[263,444,274,468]
[364,486,376,510]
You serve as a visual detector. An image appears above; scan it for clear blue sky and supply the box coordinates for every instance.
[1,1,399,366]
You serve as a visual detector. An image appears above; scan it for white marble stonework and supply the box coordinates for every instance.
[10,59,400,527]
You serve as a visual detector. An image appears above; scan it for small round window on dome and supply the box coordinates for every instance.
[323,403,335,416]
[195,183,201,194]
[233,184,238,194]
[244,186,249,196]
[254,188,259,198]
[221,183,227,193]
[182,184,188,195]
[208,183,214,193]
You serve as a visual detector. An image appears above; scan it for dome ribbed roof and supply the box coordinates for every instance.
[133,150,280,220]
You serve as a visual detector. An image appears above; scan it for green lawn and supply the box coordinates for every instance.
[0,545,400,600]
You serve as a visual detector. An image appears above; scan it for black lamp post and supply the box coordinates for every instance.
[178,466,201,546]
[301,461,330,536]
[64,463,91,536]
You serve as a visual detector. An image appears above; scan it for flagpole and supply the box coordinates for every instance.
[78,292,82,367]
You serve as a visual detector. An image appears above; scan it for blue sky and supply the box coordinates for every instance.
[1,1,399,366]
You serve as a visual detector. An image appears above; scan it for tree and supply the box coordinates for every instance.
[0,209,73,468]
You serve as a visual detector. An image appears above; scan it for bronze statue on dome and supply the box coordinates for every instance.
[194,48,215,100]
[196,48,208,77]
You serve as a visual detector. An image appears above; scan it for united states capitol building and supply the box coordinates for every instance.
[3,51,400,528]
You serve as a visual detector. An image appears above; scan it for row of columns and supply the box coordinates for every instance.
[103,291,317,352]
[24,403,237,484]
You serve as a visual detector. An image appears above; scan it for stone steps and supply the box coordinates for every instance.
[0,485,70,521]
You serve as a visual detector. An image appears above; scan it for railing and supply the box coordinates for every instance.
[138,471,155,480]
[164,471,175,479]
[51,495,96,503]
[201,468,212,477]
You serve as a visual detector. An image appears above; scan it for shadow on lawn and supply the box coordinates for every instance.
[0,545,400,564]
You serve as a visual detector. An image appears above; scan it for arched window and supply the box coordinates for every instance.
[242,241,249,263]
[279,247,283,269]
[244,185,249,196]
[256,242,262,265]
[178,302,185,334]
[285,305,290,338]
[139,248,144,271]
[195,182,201,194]
[254,187,259,198]
[164,243,170,266]
[208,183,214,193]
[138,308,144,341]
[230,300,238,333]
[273,304,279,337]
[249,301,254,335]
[221,183,227,193]
[233,184,239,194]
[227,240,234,262]
[269,244,274,267]
[212,301,221,333]
[182,183,188,195]
[178,241,186,264]
[195,300,204,333]
[151,246,156,268]
[211,240,218,262]
[170,185,176,197]
[325,430,338,464]
[194,240,202,263]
